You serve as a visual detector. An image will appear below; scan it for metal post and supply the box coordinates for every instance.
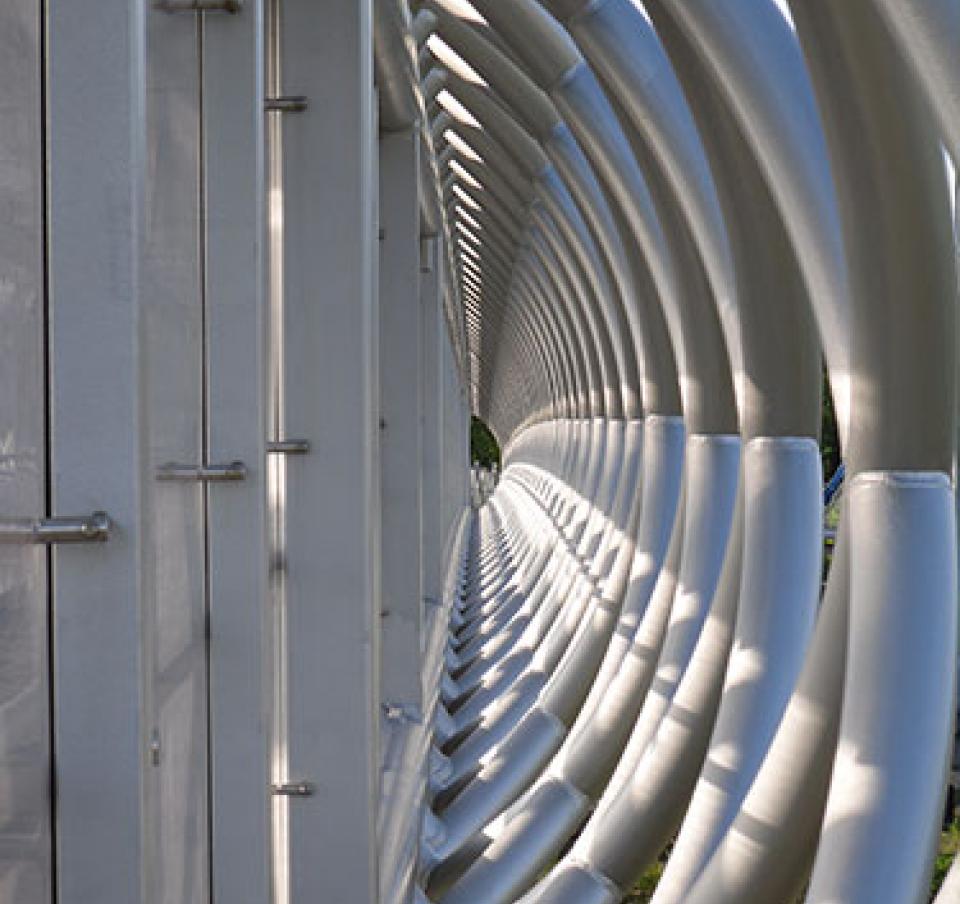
[0,2,50,900]
[441,321,468,548]
[203,3,272,901]
[280,0,381,900]
[47,1,150,899]
[379,128,426,710]
[421,235,445,615]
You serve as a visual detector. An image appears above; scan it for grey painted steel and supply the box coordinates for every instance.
[546,0,742,394]
[809,474,956,902]
[47,3,213,901]
[541,437,741,898]
[140,12,210,902]
[0,3,50,901]
[422,237,446,614]
[642,2,822,442]
[791,3,957,901]
[9,1,960,901]
[790,0,956,476]
[651,438,822,902]
[426,34,645,418]
[453,0,713,428]
[42,2,271,901]
[868,0,960,166]
[380,128,426,708]
[424,3,645,418]
[279,1,382,899]
[375,0,420,132]
[645,0,852,438]
[413,0,959,876]
[203,6,274,901]
[437,417,686,902]
[683,528,851,904]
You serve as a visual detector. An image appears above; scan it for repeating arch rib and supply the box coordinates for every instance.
[387,2,960,902]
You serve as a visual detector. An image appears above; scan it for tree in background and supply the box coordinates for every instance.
[821,368,841,480]
[470,378,840,481]
[471,416,501,469]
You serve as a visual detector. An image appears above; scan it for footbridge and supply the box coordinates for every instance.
[1,1,959,902]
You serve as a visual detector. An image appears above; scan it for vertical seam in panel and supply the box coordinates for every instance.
[198,13,215,904]
[41,0,58,899]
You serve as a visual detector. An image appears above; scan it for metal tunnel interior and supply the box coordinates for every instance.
[1,1,960,903]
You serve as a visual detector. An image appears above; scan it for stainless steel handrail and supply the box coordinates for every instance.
[0,512,112,544]
[156,461,247,482]
[154,0,242,12]
[264,96,308,113]
[266,439,311,455]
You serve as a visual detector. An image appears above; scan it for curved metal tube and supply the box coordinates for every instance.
[392,3,960,902]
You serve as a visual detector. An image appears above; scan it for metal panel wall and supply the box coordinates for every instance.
[140,11,208,904]
[48,0,149,898]
[265,1,291,900]
[202,6,272,903]
[420,237,444,612]
[279,1,382,899]
[47,3,271,901]
[441,323,469,550]
[379,129,425,710]
[49,3,215,902]
[0,3,49,901]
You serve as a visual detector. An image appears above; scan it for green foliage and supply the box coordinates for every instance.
[625,844,671,902]
[466,369,840,477]
[931,820,959,899]
[626,823,959,902]
[471,416,501,468]
[822,367,841,480]
[625,861,665,902]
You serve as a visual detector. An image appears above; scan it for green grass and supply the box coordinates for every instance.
[623,861,663,902]
[624,847,669,903]
[624,822,959,902]
[931,820,959,899]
